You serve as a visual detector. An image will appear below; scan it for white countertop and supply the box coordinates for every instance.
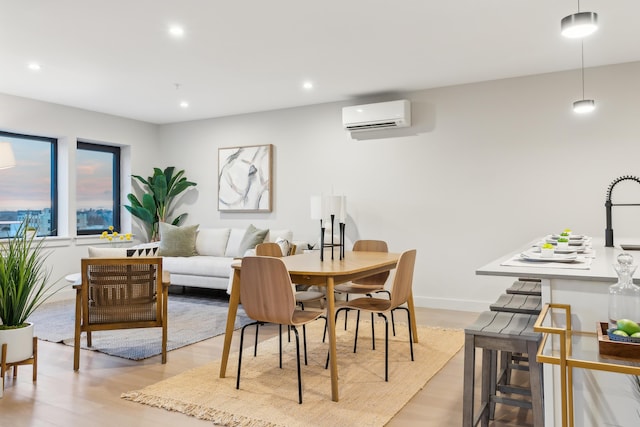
[476,237,640,283]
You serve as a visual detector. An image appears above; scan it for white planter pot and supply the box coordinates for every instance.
[0,322,34,363]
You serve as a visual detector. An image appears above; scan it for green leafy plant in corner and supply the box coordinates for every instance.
[125,167,197,241]
[0,219,60,329]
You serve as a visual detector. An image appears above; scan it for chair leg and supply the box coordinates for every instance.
[254,323,259,357]
[344,294,350,330]
[395,307,414,361]
[291,325,303,404]
[376,289,395,336]
[303,324,308,365]
[353,310,361,353]
[237,321,258,390]
[279,324,283,369]
[371,312,376,350]
[378,313,389,381]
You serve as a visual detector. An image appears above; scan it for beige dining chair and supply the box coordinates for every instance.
[254,242,325,361]
[334,240,395,346]
[256,242,325,308]
[236,256,325,404]
[338,249,417,381]
[73,257,168,371]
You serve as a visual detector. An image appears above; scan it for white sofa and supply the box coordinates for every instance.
[131,226,294,291]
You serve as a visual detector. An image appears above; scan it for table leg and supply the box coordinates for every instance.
[326,277,339,402]
[219,268,241,378]
[407,290,419,343]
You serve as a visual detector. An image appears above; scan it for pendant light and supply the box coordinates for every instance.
[573,41,595,114]
[561,1,598,38]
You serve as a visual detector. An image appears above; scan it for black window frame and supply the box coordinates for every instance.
[76,141,121,236]
[0,130,58,237]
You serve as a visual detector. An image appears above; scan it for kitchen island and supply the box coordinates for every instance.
[477,238,640,427]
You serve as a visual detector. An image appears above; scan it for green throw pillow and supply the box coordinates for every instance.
[158,223,199,257]
[238,224,269,255]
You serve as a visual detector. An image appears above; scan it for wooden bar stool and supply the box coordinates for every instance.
[489,293,542,414]
[462,311,543,427]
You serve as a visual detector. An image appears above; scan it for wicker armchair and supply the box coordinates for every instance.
[73,257,169,370]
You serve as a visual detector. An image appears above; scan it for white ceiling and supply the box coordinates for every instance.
[1,0,638,124]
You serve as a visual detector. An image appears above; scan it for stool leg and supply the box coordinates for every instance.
[480,348,491,427]
[527,340,544,427]
[489,350,498,420]
[462,334,476,426]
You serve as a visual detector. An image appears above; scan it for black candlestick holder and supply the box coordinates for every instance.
[319,214,345,261]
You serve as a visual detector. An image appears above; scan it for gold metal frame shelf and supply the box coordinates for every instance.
[534,303,640,427]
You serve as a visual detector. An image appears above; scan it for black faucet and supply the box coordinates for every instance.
[605,175,640,247]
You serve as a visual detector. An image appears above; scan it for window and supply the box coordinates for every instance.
[0,131,57,238]
[76,142,121,235]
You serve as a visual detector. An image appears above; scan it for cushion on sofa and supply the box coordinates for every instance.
[266,229,293,243]
[158,223,199,257]
[126,246,160,257]
[87,246,128,257]
[196,228,230,256]
[238,224,269,255]
[224,228,247,258]
[162,255,234,278]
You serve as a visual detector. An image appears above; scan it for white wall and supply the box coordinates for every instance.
[3,62,640,310]
[158,61,640,311]
[0,93,160,299]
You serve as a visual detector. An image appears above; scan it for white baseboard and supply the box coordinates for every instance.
[412,295,490,313]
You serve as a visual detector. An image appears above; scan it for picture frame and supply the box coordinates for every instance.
[218,144,273,212]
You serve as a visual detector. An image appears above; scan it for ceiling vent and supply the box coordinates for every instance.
[342,100,411,132]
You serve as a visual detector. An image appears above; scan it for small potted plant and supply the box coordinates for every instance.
[0,219,61,365]
[557,237,570,249]
[540,243,555,257]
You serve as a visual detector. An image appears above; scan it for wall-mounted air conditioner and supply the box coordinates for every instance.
[342,99,411,132]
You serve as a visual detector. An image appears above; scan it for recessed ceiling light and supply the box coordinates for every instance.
[303,81,313,90]
[169,25,185,37]
[28,62,41,71]
[179,101,189,108]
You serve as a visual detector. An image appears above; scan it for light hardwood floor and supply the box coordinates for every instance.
[0,298,534,426]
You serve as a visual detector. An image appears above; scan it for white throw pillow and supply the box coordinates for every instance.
[266,229,293,243]
[275,237,291,256]
[87,247,128,257]
[196,228,231,257]
[224,228,247,258]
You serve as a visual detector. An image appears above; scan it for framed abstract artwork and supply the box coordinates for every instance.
[218,144,273,212]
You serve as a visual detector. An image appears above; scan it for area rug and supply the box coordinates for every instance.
[122,319,464,426]
[27,294,251,360]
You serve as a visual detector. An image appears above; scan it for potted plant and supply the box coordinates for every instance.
[540,243,555,257]
[0,219,60,364]
[557,237,570,249]
[125,167,197,241]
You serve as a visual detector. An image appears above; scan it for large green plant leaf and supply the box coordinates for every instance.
[125,166,197,241]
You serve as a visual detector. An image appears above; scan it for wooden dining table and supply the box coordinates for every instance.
[218,249,419,402]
